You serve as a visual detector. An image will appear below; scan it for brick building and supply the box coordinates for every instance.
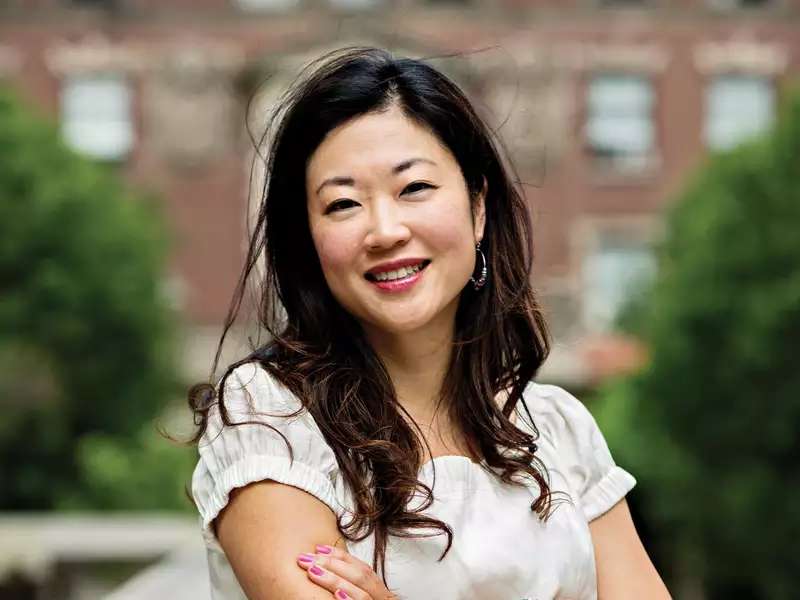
[2,0,798,386]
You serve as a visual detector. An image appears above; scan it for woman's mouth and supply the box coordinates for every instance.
[364,260,431,292]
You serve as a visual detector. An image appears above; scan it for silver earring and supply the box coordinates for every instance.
[471,242,488,291]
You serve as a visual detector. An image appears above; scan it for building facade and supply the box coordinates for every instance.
[2,0,798,385]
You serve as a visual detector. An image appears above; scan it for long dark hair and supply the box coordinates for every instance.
[188,46,561,586]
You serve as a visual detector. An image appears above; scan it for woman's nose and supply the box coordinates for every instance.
[364,200,411,251]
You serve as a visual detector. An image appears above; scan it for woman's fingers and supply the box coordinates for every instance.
[296,545,398,599]
[314,544,365,567]
[296,554,369,599]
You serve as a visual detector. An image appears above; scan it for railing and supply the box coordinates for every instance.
[0,513,209,600]
[106,540,209,600]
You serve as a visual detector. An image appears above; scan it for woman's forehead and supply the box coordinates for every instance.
[306,111,453,189]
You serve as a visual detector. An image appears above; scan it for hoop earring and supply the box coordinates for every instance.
[470,241,488,291]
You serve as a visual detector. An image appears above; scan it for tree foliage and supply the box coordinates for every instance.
[594,85,800,599]
[0,86,190,510]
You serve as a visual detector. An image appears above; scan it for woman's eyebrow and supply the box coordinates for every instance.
[315,157,437,196]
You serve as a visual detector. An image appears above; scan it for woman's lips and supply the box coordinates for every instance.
[367,260,430,293]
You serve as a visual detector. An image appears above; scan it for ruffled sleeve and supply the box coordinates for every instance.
[524,382,636,522]
[190,361,340,548]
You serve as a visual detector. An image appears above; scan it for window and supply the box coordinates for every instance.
[705,74,774,151]
[598,0,650,6]
[708,0,772,9]
[160,275,187,311]
[70,0,118,6]
[60,73,133,161]
[234,0,299,11]
[582,231,656,332]
[329,0,382,8]
[585,73,655,172]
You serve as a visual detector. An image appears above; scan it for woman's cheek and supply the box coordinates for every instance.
[414,203,473,251]
[315,227,361,275]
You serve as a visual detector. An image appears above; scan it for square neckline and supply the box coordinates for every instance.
[418,405,526,472]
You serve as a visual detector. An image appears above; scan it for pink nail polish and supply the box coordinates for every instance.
[297,555,313,564]
[309,565,324,576]
[315,544,332,554]
[335,590,349,599]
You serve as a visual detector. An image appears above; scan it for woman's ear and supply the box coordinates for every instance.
[473,176,487,243]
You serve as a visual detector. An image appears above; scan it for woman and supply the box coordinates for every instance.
[189,46,670,599]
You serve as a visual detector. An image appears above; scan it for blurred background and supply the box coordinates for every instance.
[1,1,799,598]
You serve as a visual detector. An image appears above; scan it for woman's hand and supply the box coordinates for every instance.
[296,544,398,600]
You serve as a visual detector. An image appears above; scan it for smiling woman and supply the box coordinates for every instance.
[186,46,671,600]
[306,105,484,338]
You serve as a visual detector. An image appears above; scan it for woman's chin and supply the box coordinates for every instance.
[382,319,431,336]
[362,312,435,336]
[356,294,460,338]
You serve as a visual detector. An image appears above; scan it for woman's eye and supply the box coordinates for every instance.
[402,182,436,195]
[325,199,359,214]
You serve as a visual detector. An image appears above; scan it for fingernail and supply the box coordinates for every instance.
[297,553,314,564]
[315,544,332,554]
[309,565,325,576]
[335,590,350,599]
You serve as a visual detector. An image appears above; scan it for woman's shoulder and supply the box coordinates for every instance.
[192,360,342,547]
[202,359,332,463]
[520,380,596,431]
[211,361,313,421]
[517,380,614,476]
[218,360,301,412]
[519,380,637,520]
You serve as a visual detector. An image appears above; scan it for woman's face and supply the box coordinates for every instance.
[306,104,485,337]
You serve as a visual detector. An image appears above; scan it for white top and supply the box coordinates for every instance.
[191,362,636,600]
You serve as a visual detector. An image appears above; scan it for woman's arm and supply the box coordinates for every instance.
[216,480,345,600]
[589,497,672,600]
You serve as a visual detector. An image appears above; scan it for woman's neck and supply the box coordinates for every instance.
[363,314,454,425]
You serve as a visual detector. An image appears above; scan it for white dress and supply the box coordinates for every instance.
[191,362,636,600]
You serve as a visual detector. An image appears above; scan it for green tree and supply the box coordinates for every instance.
[594,85,800,599]
[0,86,191,511]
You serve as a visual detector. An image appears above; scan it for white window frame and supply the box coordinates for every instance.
[577,220,659,334]
[704,73,775,151]
[60,72,134,161]
[584,72,656,173]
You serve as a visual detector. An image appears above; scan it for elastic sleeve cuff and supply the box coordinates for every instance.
[196,455,340,550]
[580,465,637,522]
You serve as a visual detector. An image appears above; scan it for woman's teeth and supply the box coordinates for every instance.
[373,263,425,282]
